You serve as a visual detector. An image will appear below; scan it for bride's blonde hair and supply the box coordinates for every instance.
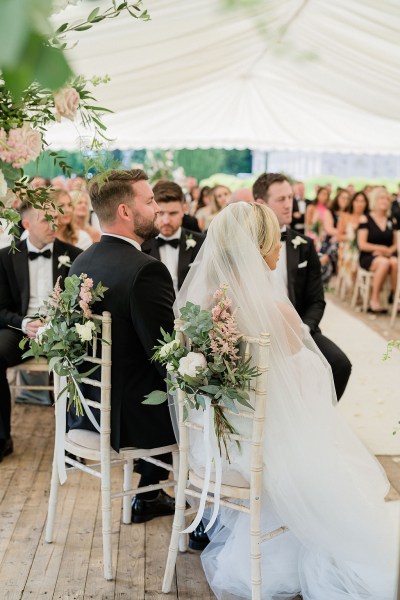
[249,203,280,260]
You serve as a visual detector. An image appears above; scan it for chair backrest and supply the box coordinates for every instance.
[174,317,270,491]
[53,311,112,466]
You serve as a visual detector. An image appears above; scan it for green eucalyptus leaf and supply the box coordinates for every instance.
[142,390,168,405]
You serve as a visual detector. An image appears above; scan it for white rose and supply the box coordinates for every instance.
[35,323,50,344]
[185,237,197,250]
[75,322,94,342]
[58,254,72,269]
[178,352,207,378]
[0,169,7,198]
[54,86,80,121]
[159,339,180,359]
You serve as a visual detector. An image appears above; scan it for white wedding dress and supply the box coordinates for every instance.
[175,203,399,600]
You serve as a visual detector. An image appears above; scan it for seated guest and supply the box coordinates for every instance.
[194,185,212,227]
[50,189,93,251]
[305,187,331,250]
[0,202,81,461]
[198,185,230,232]
[71,190,101,244]
[142,180,205,293]
[357,187,398,314]
[319,188,351,285]
[337,191,369,293]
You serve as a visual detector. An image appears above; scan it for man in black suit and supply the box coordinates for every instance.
[68,169,177,523]
[0,202,82,462]
[142,180,205,293]
[291,180,311,234]
[253,173,351,401]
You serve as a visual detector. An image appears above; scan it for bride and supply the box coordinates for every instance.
[175,202,398,600]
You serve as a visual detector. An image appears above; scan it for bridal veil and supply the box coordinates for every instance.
[174,203,397,600]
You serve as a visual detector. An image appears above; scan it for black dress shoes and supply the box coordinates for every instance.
[131,490,175,523]
[0,437,13,463]
[189,521,210,551]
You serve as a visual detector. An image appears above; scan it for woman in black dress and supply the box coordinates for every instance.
[357,187,398,313]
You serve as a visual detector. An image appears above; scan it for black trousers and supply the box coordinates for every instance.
[0,329,25,441]
[312,332,352,401]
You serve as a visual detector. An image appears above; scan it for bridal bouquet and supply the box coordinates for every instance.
[144,285,260,458]
[19,274,108,416]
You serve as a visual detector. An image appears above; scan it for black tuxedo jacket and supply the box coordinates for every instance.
[68,235,176,452]
[142,228,205,290]
[285,228,325,334]
[0,238,82,330]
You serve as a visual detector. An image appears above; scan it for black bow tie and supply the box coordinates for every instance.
[28,249,52,260]
[280,231,287,242]
[157,237,180,248]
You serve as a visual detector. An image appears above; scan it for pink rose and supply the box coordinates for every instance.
[0,123,42,168]
[53,87,80,121]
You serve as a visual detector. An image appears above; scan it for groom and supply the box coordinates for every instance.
[253,172,352,400]
[68,169,177,522]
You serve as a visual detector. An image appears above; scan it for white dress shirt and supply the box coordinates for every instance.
[272,226,288,293]
[102,233,141,251]
[157,227,181,294]
[22,238,54,332]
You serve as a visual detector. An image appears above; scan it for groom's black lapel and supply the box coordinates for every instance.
[177,233,193,291]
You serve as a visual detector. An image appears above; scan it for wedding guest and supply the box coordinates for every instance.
[195,186,213,228]
[305,186,331,249]
[197,185,230,232]
[336,191,369,293]
[319,188,351,285]
[357,187,398,314]
[68,169,177,522]
[0,202,81,462]
[50,189,93,250]
[142,180,205,293]
[71,190,101,243]
[253,172,351,400]
[290,180,311,233]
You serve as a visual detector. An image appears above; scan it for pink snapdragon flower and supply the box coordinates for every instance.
[49,276,63,308]
[0,123,42,168]
[79,276,94,318]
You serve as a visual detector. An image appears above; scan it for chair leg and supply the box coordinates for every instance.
[172,449,187,553]
[390,284,400,327]
[350,273,360,308]
[162,453,188,593]
[250,498,262,600]
[122,458,133,525]
[362,276,370,312]
[102,452,113,581]
[45,451,60,543]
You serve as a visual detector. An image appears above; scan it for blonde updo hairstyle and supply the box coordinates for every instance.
[250,202,281,261]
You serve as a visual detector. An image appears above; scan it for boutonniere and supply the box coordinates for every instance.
[291,235,307,249]
[58,254,72,269]
[185,234,197,251]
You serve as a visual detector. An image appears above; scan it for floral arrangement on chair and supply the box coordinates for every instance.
[144,285,260,458]
[19,274,108,415]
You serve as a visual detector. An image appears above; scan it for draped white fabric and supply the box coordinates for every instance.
[48,0,400,153]
[174,203,398,599]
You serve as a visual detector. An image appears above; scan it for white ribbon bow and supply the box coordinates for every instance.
[55,374,100,485]
[183,397,222,534]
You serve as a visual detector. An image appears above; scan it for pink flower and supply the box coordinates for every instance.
[0,123,42,168]
[49,277,62,308]
[53,87,80,121]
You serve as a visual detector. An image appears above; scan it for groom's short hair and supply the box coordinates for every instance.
[252,173,291,202]
[153,180,184,204]
[89,169,149,224]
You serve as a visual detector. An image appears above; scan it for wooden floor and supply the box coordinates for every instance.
[1,403,399,600]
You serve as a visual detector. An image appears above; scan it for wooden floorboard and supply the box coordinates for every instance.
[1,402,399,600]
